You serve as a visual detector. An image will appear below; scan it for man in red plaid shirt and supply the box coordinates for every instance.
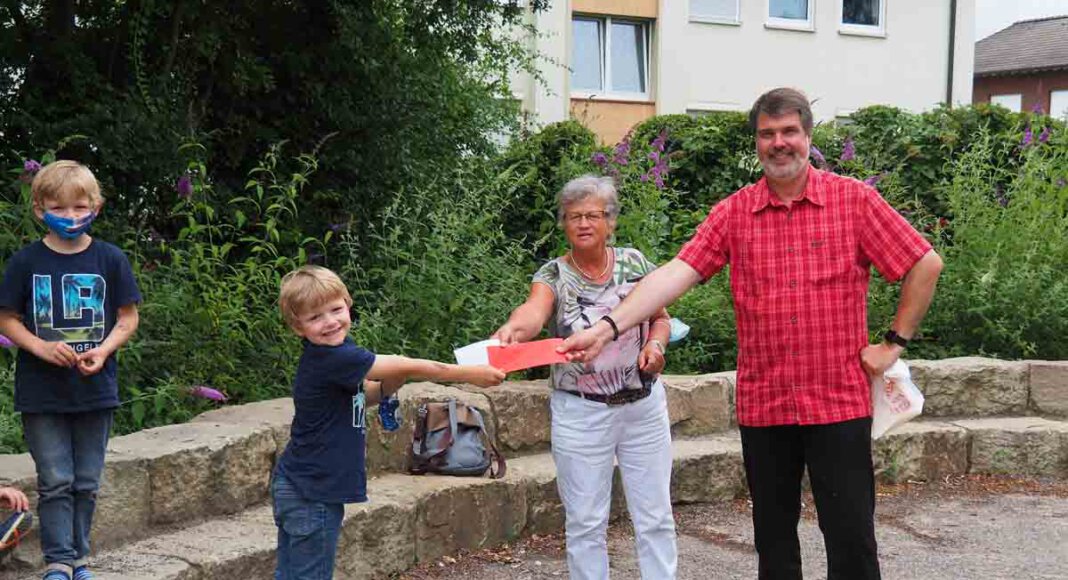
[560,88,943,579]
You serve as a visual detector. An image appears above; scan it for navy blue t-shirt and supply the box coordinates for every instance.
[0,239,142,413]
[277,337,376,504]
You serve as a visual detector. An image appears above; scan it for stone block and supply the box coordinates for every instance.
[909,357,1029,416]
[110,421,273,525]
[662,374,733,435]
[407,476,527,563]
[335,491,418,580]
[364,383,496,475]
[871,421,970,483]
[192,397,293,452]
[93,455,152,550]
[669,436,746,503]
[1029,361,1068,416]
[473,381,552,455]
[956,417,1068,477]
[507,454,564,536]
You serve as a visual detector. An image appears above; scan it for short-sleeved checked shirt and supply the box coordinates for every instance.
[677,168,932,427]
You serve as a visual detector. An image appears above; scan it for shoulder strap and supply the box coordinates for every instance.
[470,405,507,479]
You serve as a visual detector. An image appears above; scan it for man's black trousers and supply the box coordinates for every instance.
[740,416,881,580]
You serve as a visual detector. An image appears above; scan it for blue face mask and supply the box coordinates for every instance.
[43,211,96,240]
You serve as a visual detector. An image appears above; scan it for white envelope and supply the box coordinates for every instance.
[453,338,500,366]
[871,359,925,439]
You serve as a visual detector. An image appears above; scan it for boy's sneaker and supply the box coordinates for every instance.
[0,511,32,552]
[41,570,71,580]
[72,567,95,580]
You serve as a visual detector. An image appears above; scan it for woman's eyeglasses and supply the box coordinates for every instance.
[564,210,608,224]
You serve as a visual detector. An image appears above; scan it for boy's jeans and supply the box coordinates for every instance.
[22,409,113,568]
[271,470,344,580]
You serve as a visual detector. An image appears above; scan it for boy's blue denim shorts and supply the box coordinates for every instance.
[271,470,344,580]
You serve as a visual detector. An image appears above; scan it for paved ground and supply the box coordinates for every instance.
[400,476,1068,580]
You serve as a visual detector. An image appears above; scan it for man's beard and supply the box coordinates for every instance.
[760,150,807,180]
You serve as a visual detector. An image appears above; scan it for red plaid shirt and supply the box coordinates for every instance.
[677,168,932,427]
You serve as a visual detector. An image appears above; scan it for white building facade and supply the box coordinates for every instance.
[510,0,976,143]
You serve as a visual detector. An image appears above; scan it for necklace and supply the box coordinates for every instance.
[568,247,612,280]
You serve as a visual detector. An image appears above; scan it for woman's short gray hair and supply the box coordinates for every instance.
[556,175,621,224]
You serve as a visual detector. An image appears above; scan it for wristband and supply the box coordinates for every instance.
[649,339,665,354]
[883,329,909,348]
[600,315,620,341]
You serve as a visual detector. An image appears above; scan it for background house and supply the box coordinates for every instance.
[972,15,1068,118]
[510,0,976,144]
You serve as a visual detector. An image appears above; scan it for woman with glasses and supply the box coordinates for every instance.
[492,174,677,579]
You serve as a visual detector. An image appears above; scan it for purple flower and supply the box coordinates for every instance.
[639,173,649,183]
[613,136,631,165]
[0,334,14,348]
[840,138,855,162]
[176,174,194,199]
[1058,178,1066,189]
[23,159,41,174]
[329,222,345,232]
[1021,126,1033,147]
[863,173,887,187]
[1038,127,1050,143]
[810,145,827,167]
[652,129,668,153]
[1032,102,1045,114]
[189,385,228,402]
[648,151,660,162]
[591,152,609,167]
[654,175,665,189]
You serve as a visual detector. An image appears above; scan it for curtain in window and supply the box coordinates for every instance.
[610,21,646,94]
[572,18,603,91]
[843,0,879,26]
[770,0,808,19]
[690,0,738,20]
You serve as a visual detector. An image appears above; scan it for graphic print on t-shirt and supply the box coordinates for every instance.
[352,391,366,431]
[33,273,106,346]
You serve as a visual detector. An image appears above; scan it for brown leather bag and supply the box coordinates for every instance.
[408,399,506,478]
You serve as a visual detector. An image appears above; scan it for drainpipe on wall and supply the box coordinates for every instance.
[946,0,958,106]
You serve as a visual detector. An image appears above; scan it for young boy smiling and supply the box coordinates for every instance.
[0,160,141,580]
[273,265,503,578]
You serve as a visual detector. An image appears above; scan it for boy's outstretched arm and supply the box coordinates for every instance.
[366,355,505,391]
[0,310,78,368]
[78,303,140,376]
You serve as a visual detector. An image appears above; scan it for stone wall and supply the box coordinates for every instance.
[0,356,1065,574]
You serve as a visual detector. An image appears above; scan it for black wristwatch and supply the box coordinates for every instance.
[883,329,910,348]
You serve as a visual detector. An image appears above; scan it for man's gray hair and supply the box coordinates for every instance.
[556,175,620,224]
[748,87,814,135]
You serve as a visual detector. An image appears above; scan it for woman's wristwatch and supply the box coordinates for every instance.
[649,339,665,354]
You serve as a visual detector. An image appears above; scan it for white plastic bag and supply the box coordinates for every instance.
[870,359,924,439]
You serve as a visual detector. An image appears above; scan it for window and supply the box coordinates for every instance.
[690,0,740,24]
[1051,90,1068,120]
[767,0,814,31]
[990,94,1022,113]
[571,16,651,98]
[840,0,885,36]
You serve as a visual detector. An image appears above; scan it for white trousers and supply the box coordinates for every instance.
[550,381,677,580]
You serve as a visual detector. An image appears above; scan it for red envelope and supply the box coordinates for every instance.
[487,338,569,372]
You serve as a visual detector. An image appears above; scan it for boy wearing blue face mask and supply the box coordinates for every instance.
[0,160,141,580]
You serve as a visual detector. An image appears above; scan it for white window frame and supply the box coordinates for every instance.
[1050,90,1068,120]
[570,15,652,101]
[689,0,741,26]
[990,94,1023,112]
[766,0,815,32]
[839,0,886,37]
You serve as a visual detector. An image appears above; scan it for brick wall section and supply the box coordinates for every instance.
[973,69,1068,114]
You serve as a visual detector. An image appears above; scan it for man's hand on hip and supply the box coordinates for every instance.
[860,342,904,378]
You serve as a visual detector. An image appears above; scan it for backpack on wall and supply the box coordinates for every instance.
[408,398,506,479]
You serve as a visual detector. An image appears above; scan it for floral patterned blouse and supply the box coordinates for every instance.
[533,247,657,396]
